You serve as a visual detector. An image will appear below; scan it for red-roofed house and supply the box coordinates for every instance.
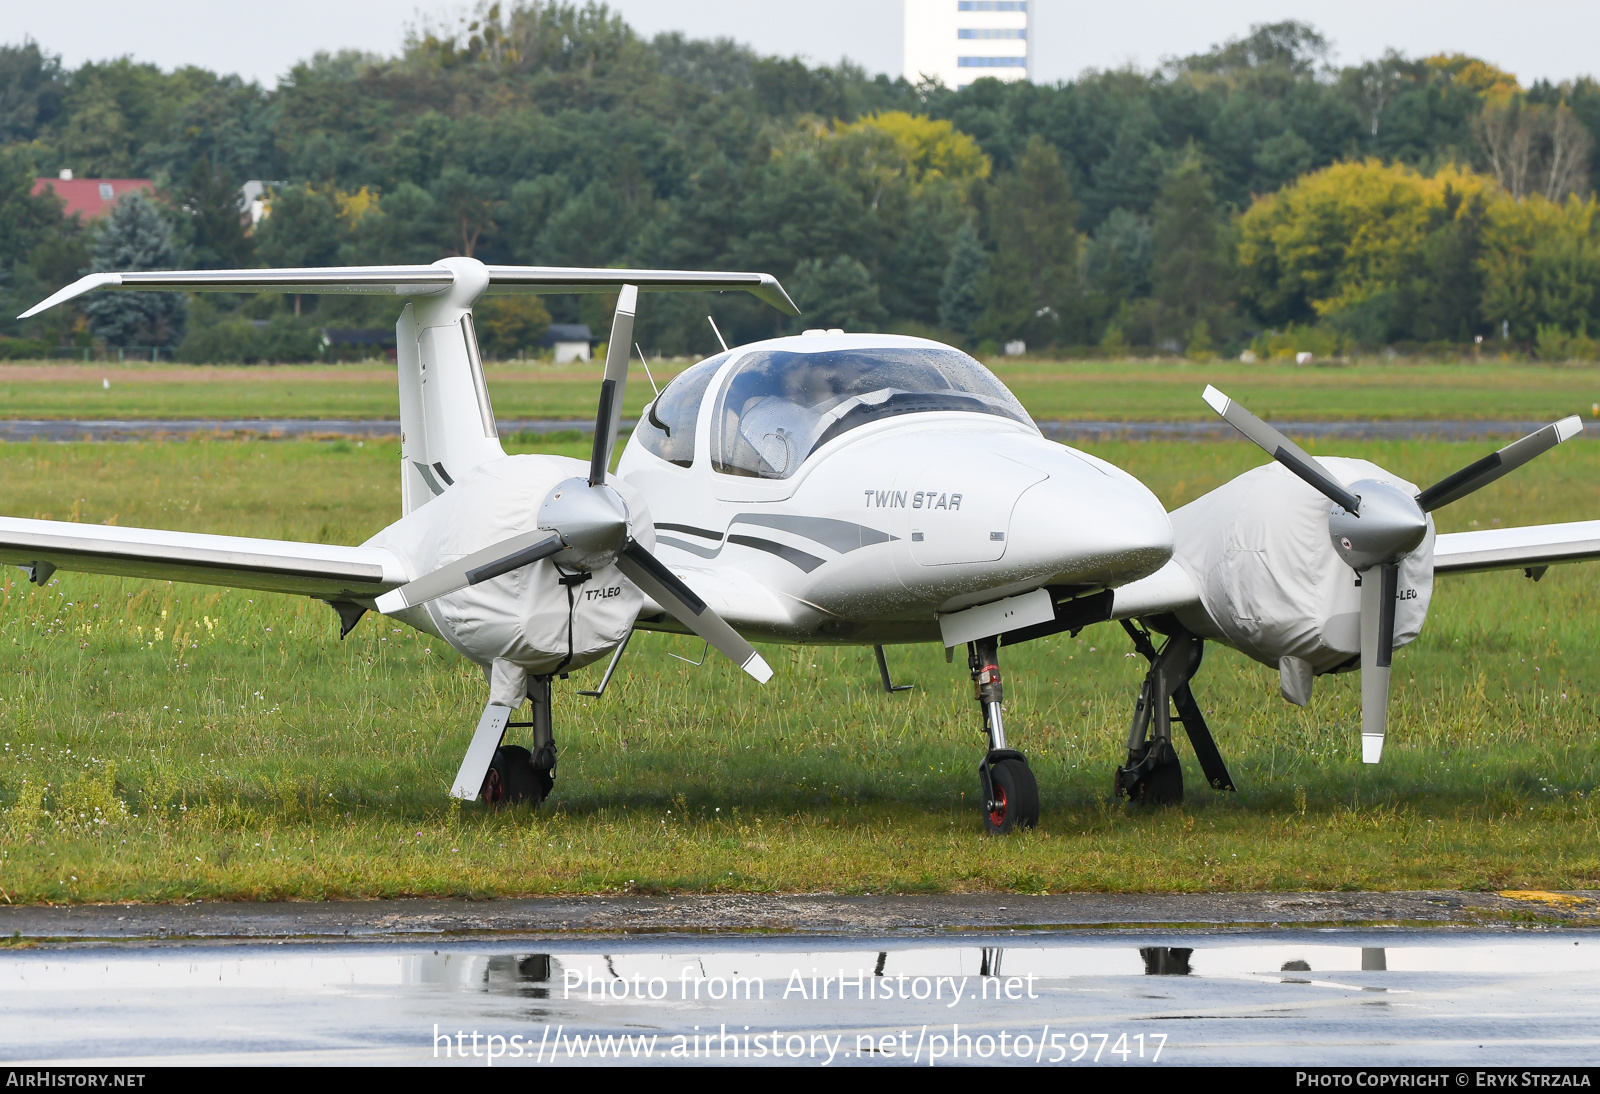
[31,171,156,220]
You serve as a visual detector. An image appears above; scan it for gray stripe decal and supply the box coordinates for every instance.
[412,461,445,496]
[727,534,825,573]
[658,532,825,573]
[656,535,721,559]
[730,513,896,553]
[656,523,724,541]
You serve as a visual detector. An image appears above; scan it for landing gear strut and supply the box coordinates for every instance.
[1115,621,1235,805]
[969,636,1039,835]
[482,674,558,807]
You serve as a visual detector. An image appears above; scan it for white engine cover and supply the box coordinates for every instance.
[1169,457,1435,674]
[365,454,653,674]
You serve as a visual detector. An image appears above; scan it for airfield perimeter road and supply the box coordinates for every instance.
[2,893,1599,1067]
[0,418,1589,443]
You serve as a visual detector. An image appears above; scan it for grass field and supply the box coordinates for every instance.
[2,433,1598,902]
[4,357,1600,422]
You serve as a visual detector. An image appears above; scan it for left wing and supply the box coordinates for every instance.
[0,516,406,600]
[1106,519,1600,620]
[1433,520,1600,576]
[1110,558,1201,619]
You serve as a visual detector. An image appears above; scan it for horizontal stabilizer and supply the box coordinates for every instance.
[21,261,799,318]
[483,266,798,314]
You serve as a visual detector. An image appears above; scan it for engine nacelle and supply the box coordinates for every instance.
[366,454,652,677]
[1166,457,1435,704]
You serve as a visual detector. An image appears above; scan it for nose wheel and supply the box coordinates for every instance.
[981,750,1039,835]
[970,637,1039,834]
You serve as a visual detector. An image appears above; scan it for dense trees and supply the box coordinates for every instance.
[84,191,186,348]
[1237,158,1600,351]
[3,6,1600,359]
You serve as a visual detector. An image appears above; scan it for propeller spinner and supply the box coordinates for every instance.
[376,285,773,683]
[1203,385,1581,763]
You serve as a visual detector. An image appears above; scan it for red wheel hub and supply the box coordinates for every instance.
[481,766,504,805]
[988,785,1008,828]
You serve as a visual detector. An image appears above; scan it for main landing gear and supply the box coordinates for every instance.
[482,674,558,807]
[969,636,1040,835]
[1115,621,1235,806]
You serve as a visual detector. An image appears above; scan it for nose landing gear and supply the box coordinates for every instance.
[970,636,1039,835]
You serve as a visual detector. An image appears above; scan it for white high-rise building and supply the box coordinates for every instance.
[903,1,1030,90]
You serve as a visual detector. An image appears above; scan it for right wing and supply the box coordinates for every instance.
[1433,520,1600,576]
[0,516,406,601]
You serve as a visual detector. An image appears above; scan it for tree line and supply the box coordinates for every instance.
[1,4,1599,361]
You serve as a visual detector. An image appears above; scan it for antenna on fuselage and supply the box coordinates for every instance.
[707,315,730,353]
[634,343,661,398]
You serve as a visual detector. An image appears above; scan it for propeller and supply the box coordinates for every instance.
[376,284,772,683]
[1204,385,1581,762]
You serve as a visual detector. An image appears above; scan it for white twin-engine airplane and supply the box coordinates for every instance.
[9,257,1600,832]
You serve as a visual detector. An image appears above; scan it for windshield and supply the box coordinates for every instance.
[710,346,1032,479]
[633,353,728,467]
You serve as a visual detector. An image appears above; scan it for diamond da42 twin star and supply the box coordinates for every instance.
[9,259,1600,832]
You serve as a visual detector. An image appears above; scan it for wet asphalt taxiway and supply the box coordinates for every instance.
[2,892,1597,1066]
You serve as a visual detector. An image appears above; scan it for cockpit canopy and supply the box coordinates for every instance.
[635,343,1032,478]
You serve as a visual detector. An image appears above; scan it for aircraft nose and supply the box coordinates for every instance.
[1006,446,1173,588]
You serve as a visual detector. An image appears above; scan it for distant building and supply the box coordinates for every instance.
[31,169,156,219]
[543,323,596,364]
[904,0,1030,89]
[241,180,268,227]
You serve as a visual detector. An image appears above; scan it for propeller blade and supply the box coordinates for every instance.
[615,540,773,683]
[1414,415,1583,512]
[1357,563,1399,764]
[375,530,563,613]
[589,284,638,486]
[1203,385,1362,514]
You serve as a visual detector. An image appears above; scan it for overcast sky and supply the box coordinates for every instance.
[4,0,1595,88]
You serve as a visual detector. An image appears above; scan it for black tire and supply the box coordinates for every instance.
[983,757,1040,835]
[530,741,557,800]
[481,745,547,807]
[1128,748,1183,806]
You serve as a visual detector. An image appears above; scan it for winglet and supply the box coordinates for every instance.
[19,272,123,318]
[1557,415,1584,443]
[754,274,800,316]
[1201,385,1230,416]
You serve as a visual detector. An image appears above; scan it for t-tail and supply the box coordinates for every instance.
[19,258,800,516]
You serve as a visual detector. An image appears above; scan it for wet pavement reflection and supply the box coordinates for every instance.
[3,932,1598,1065]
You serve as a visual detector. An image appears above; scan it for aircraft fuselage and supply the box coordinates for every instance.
[617,334,1174,646]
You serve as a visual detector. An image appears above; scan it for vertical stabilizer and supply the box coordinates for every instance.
[396,257,506,515]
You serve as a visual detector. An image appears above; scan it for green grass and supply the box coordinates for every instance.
[2,434,1599,902]
[5,357,1600,422]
